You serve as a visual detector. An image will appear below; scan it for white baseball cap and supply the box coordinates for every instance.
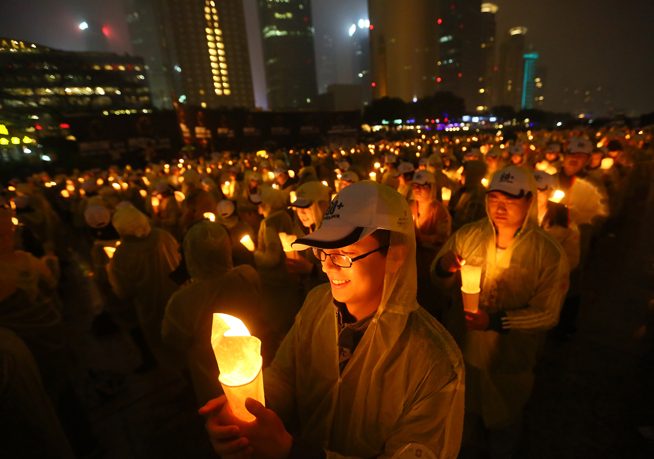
[412,170,436,186]
[508,145,524,156]
[338,161,350,172]
[249,172,262,182]
[545,142,562,153]
[85,204,111,228]
[340,171,359,183]
[394,162,415,178]
[290,181,330,208]
[384,154,398,164]
[292,181,413,250]
[487,166,532,199]
[216,199,235,218]
[566,137,593,155]
[532,171,555,191]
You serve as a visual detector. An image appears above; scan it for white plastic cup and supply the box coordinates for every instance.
[219,361,264,422]
[461,288,480,314]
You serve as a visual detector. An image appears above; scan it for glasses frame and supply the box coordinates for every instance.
[313,244,390,268]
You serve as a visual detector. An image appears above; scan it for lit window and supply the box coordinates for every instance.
[219,63,227,69]
[224,89,231,95]
[214,29,221,34]
[211,63,219,68]
[201,102,207,108]
[218,50,225,55]
[206,35,214,41]
[215,89,223,95]
[223,83,229,88]
[214,82,222,88]
[219,57,225,62]
[211,8,217,13]
[205,7,211,13]
[206,28,212,34]
[93,65,101,70]
[104,65,112,70]
[208,42,216,48]
[210,56,217,62]
[209,49,217,55]
[118,65,126,71]
[216,42,224,49]
[212,69,219,75]
[213,15,218,21]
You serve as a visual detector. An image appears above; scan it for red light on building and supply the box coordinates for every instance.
[371,82,376,87]
[437,19,442,24]
[369,25,374,30]
[444,118,448,122]
[102,27,110,36]
[437,77,441,82]
[494,67,498,71]
[458,73,462,78]
[35,125,42,130]
[60,123,70,129]
[431,119,435,124]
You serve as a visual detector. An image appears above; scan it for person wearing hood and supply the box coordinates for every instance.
[544,142,563,171]
[431,166,569,458]
[253,187,299,339]
[381,154,400,189]
[107,206,184,371]
[151,181,182,240]
[449,160,488,232]
[411,170,452,319]
[426,153,460,202]
[162,221,262,407]
[287,181,331,301]
[394,162,415,201]
[201,181,465,459]
[215,199,255,267]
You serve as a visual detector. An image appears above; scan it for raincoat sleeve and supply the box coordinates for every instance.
[430,229,464,294]
[254,223,284,269]
[501,240,570,332]
[161,290,194,350]
[106,250,137,301]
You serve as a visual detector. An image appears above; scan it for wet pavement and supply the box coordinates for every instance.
[56,178,654,459]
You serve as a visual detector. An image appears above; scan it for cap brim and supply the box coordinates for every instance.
[292,226,376,250]
[290,197,312,208]
[486,188,527,199]
[248,194,262,205]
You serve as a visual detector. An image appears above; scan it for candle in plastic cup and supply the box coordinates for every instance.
[461,289,480,314]
[174,191,185,204]
[139,189,147,198]
[151,196,160,208]
[481,178,489,188]
[240,235,255,252]
[600,157,614,170]
[369,172,377,181]
[461,264,482,294]
[211,314,264,422]
[104,246,116,258]
[278,232,298,259]
[204,212,216,222]
[11,217,19,226]
[549,190,565,203]
[441,187,452,203]
[60,190,70,198]
[289,191,297,203]
[112,183,121,190]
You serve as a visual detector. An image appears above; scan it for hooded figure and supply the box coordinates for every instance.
[162,221,262,406]
[202,180,465,459]
[449,160,488,232]
[432,166,569,447]
[254,187,299,338]
[107,207,183,369]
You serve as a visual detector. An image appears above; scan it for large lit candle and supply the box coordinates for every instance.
[369,172,377,181]
[240,235,255,252]
[104,246,116,258]
[460,264,482,313]
[600,157,614,170]
[211,314,264,422]
[441,187,452,204]
[204,212,216,222]
[549,190,565,203]
[174,191,185,204]
[278,232,298,259]
[289,191,297,203]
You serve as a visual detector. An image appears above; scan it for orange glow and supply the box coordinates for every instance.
[240,235,255,251]
[204,212,216,222]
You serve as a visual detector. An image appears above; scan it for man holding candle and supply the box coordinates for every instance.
[431,165,569,457]
[201,181,465,459]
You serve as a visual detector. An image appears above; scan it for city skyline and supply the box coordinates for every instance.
[1,0,653,116]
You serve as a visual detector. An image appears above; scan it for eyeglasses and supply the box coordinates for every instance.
[312,245,390,268]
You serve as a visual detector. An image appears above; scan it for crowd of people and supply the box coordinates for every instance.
[1,124,652,458]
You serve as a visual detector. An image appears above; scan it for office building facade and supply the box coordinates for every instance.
[497,26,527,110]
[257,0,318,109]
[479,3,498,109]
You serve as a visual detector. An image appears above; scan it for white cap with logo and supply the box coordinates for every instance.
[394,162,415,178]
[412,170,436,186]
[566,137,593,154]
[290,181,330,209]
[507,145,524,156]
[487,166,532,199]
[292,181,413,250]
[532,171,555,190]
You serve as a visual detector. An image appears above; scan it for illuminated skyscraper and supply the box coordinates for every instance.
[124,0,255,109]
[349,19,372,104]
[497,26,527,110]
[368,0,440,102]
[316,34,337,94]
[437,0,484,110]
[521,51,539,109]
[257,0,318,109]
[479,3,498,109]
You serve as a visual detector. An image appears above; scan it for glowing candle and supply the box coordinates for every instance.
[104,246,116,258]
[142,177,150,186]
[535,160,550,171]
[212,313,265,422]
[139,189,147,198]
[268,171,275,180]
[60,190,70,198]
[321,181,328,187]
[240,235,255,252]
[11,217,19,225]
[278,232,298,259]
[460,264,482,314]
[8,185,16,192]
[204,212,216,222]
[174,191,185,204]
[441,187,452,203]
[374,162,381,169]
[178,176,185,184]
[549,190,565,203]
[151,196,160,208]
[369,172,377,181]
[66,184,75,192]
[600,157,614,170]
[112,183,121,190]
[288,170,295,178]
[96,178,104,186]
[481,178,489,188]
[121,182,128,190]
[289,191,297,203]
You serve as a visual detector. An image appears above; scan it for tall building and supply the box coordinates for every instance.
[533,65,547,109]
[479,3,498,110]
[521,51,538,110]
[123,0,255,110]
[124,0,179,109]
[316,34,337,94]
[368,0,440,102]
[0,37,152,114]
[497,26,527,111]
[349,19,372,104]
[437,0,483,110]
[257,0,318,109]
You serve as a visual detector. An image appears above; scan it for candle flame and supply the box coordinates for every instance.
[104,246,116,258]
[174,191,185,204]
[289,191,297,203]
[550,190,565,203]
[139,189,147,198]
[240,235,255,251]
[11,217,19,225]
[204,212,216,222]
[60,190,70,198]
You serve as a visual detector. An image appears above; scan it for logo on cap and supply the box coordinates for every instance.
[499,172,514,183]
[324,199,344,220]
[534,175,543,182]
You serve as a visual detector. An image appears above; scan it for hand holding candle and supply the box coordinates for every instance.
[211,314,264,422]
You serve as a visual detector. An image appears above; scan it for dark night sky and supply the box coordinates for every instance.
[1,0,653,115]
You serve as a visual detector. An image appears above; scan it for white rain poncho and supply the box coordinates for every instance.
[264,182,465,459]
[162,221,262,406]
[432,166,570,429]
[108,207,183,368]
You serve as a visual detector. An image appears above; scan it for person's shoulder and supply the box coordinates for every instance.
[296,284,332,321]
[456,218,490,238]
[404,308,464,368]
[526,226,568,265]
